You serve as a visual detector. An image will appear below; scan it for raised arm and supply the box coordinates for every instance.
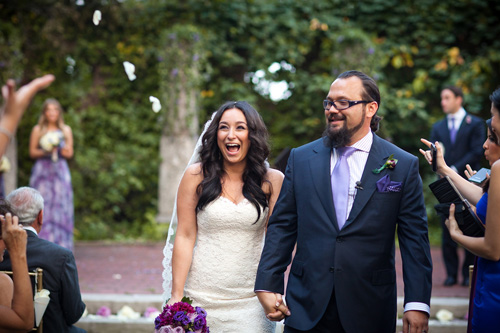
[0,75,54,157]
[168,164,202,304]
[420,138,483,205]
[0,213,34,331]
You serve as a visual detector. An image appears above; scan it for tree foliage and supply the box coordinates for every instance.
[1,0,499,238]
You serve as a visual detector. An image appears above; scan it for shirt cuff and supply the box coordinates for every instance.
[404,302,430,315]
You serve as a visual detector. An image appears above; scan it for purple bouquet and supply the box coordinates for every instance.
[154,298,209,333]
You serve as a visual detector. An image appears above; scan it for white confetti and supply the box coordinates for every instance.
[149,96,162,113]
[123,61,136,81]
[93,10,102,26]
[76,0,85,6]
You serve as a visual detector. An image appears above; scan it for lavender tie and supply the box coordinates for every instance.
[449,117,457,144]
[332,146,357,229]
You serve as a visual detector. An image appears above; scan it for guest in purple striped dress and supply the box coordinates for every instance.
[29,98,74,250]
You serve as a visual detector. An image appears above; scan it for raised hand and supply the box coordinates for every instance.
[419,138,447,175]
[0,74,55,156]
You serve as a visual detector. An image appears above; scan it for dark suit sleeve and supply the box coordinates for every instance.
[396,157,433,306]
[255,148,298,294]
[59,252,86,325]
[451,118,485,173]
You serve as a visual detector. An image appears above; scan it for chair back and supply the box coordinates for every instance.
[0,268,44,332]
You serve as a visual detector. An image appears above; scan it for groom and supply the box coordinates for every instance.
[255,71,432,332]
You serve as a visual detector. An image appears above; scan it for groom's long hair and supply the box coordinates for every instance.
[196,101,271,223]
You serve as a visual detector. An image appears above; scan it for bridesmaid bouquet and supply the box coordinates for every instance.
[154,297,209,333]
[39,131,63,162]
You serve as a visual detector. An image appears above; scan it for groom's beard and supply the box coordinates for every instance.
[323,108,366,148]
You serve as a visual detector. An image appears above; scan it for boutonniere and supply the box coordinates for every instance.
[466,115,472,124]
[372,154,398,174]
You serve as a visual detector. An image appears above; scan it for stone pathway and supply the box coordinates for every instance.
[75,242,470,298]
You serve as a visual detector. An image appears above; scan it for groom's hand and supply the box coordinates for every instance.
[402,310,429,333]
[256,291,290,321]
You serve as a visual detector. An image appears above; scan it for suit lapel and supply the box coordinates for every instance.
[345,135,389,226]
[309,140,339,231]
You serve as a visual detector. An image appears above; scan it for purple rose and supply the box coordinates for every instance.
[193,315,206,330]
[195,307,207,318]
[173,311,186,321]
[181,316,191,325]
[96,306,111,317]
[144,306,159,318]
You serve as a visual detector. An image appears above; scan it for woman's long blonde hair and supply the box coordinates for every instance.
[37,98,66,137]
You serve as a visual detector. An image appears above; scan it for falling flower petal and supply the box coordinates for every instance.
[123,61,136,81]
[149,96,162,113]
[93,10,102,26]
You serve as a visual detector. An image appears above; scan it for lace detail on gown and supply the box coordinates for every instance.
[184,196,275,333]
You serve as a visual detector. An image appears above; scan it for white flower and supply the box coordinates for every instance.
[0,156,11,173]
[117,305,140,319]
[93,10,102,26]
[436,308,454,322]
[149,96,162,113]
[39,132,62,152]
[123,61,136,81]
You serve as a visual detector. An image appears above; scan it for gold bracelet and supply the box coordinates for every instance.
[0,126,13,141]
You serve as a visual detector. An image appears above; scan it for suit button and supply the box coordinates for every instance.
[336,237,344,243]
[329,267,335,273]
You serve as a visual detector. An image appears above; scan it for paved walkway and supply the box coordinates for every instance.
[74,242,470,298]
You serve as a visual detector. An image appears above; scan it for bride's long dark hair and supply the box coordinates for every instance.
[196,101,271,222]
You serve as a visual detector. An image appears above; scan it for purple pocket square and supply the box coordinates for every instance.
[376,174,402,193]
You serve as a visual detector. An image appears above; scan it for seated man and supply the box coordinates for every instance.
[0,187,86,333]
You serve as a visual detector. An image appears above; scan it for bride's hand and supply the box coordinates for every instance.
[167,295,183,305]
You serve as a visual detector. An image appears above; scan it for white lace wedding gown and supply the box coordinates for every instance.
[184,196,276,333]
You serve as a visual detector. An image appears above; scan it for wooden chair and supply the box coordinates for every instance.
[0,268,44,332]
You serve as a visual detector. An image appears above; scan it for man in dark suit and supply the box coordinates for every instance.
[0,187,86,332]
[255,71,432,332]
[430,86,485,287]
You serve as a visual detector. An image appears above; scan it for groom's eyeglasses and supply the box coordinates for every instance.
[323,100,371,111]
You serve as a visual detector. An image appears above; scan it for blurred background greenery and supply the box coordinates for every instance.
[1,0,499,243]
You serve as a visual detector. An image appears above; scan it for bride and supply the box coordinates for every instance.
[162,101,284,332]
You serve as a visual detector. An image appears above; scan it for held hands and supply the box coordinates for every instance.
[256,291,290,321]
[445,203,463,241]
[419,139,447,176]
[0,213,27,256]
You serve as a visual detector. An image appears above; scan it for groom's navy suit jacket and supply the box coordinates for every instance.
[256,134,432,332]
